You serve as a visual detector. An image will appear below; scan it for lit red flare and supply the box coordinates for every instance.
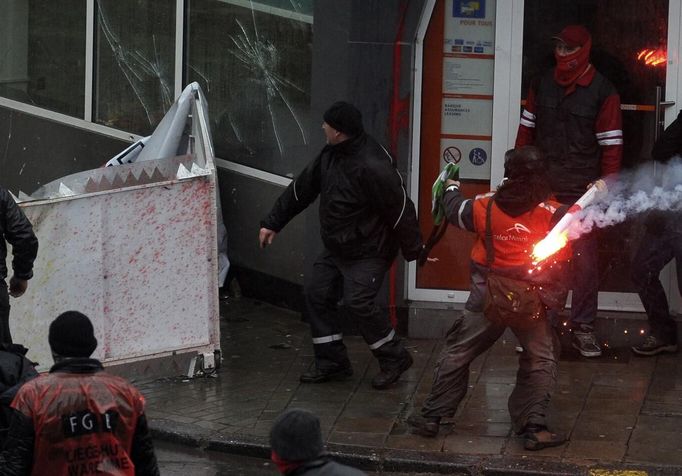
[531,229,569,264]
[531,179,608,265]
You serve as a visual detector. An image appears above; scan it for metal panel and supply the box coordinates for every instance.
[10,167,219,371]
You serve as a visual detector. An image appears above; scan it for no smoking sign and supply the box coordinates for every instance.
[443,146,461,164]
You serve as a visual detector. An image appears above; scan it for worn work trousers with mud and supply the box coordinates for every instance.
[305,250,407,373]
[420,310,560,433]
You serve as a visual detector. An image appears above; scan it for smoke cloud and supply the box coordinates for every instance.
[568,157,682,239]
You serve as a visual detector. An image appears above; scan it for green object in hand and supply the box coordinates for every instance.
[431,163,460,225]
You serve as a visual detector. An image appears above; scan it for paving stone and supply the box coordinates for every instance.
[328,431,387,448]
[334,416,395,433]
[570,413,634,441]
[385,434,444,452]
[563,439,627,462]
[442,434,506,455]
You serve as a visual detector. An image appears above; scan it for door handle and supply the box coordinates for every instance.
[655,86,675,142]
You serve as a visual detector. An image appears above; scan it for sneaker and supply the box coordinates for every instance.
[371,352,413,389]
[406,414,440,437]
[523,427,567,451]
[572,331,602,357]
[632,335,678,356]
[300,366,353,384]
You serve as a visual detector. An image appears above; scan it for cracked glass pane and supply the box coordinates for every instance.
[0,0,85,117]
[94,0,175,135]
[188,0,314,177]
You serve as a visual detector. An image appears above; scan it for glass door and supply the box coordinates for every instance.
[521,0,672,311]
[409,0,680,313]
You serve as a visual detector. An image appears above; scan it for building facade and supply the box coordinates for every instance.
[1,0,679,335]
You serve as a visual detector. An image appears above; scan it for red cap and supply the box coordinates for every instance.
[552,25,591,48]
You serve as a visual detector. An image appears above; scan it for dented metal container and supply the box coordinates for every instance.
[7,85,221,372]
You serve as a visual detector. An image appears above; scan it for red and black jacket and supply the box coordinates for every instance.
[516,68,622,203]
[0,358,159,476]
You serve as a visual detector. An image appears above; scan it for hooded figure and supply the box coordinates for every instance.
[269,409,365,475]
[515,24,623,358]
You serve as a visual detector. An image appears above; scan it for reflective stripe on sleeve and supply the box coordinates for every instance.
[596,129,623,146]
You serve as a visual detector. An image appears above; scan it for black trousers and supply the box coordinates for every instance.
[631,218,682,343]
[0,281,11,344]
[305,250,406,372]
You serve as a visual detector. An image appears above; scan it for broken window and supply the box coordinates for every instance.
[0,0,85,117]
[187,0,314,177]
[94,0,175,135]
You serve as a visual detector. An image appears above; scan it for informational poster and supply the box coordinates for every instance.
[439,0,495,180]
[441,97,492,136]
[443,56,494,95]
[440,138,491,181]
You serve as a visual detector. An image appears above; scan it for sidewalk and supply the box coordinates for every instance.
[138,297,682,475]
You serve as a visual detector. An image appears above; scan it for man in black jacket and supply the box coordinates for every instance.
[0,187,38,344]
[631,111,682,356]
[0,311,159,476]
[270,409,365,475]
[259,101,423,390]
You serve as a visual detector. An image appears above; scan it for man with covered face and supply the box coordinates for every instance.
[515,25,623,358]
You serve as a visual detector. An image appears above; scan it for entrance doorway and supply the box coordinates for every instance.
[409,0,678,313]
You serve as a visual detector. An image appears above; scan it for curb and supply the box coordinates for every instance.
[150,418,682,475]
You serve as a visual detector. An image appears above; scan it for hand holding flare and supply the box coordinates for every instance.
[531,180,608,265]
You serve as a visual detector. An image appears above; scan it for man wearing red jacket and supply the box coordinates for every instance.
[515,25,623,357]
[0,311,159,476]
[407,147,570,450]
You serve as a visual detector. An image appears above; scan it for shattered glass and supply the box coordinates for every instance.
[187,0,314,177]
[94,0,176,135]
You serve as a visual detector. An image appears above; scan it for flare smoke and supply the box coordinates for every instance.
[569,157,682,239]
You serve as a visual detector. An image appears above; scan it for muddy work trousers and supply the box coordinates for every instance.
[305,250,407,373]
[420,310,560,433]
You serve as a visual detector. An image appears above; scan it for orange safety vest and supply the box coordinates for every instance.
[470,196,569,269]
[11,371,145,476]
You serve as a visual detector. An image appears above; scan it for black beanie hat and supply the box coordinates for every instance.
[269,409,324,461]
[48,311,98,358]
[323,101,364,137]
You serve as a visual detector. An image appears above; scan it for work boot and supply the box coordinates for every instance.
[523,425,567,451]
[406,413,440,437]
[632,335,678,356]
[299,366,353,384]
[572,328,602,357]
[371,352,413,390]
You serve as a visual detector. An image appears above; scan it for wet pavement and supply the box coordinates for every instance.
[139,298,682,475]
